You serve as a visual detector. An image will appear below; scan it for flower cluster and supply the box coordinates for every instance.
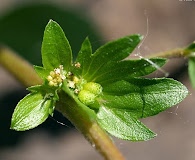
[46,63,102,106]
[47,65,65,87]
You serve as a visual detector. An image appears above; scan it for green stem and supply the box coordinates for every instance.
[0,46,125,160]
[0,46,43,86]
[57,92,125,160]
[149,47,189,58]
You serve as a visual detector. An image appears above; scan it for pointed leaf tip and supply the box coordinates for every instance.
[42,20,72,71]
[84,34,143,81]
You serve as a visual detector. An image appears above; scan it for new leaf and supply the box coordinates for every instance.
[73,37,92,76]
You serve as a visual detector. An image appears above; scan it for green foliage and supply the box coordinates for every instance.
[185,42,195,88]
[189,58,195,88]
[42,20,72,71]
[102,78,187,118]
[11,93,53,131]
[97,107,156,141]
[11,20,188,141]
[33,66,50,80]
[188,58,195,88]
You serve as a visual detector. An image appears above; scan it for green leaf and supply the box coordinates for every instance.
[97,106,156,141]
[27,84,59,101]
[102,78,188,118]
[11,93,52,131]
[94,58,166,85]
[34,65,50,80]
[185,42,195,57]
[84,34,143,81]
[27,85,43,93]
[73,37,92,76]
[41,20,72,71]
[188,57,195,88]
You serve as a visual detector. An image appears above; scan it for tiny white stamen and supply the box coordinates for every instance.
[74,89,80,94]
[74,62,81,68]
[68,81,75,88]
[54,68,61,74]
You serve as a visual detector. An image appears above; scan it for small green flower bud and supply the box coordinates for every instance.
[78,90,96,105]
[83,82,102,95]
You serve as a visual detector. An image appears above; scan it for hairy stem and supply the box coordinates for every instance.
[0,46,125,160]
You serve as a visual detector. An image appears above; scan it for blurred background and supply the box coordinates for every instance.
[0,0,195,160]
